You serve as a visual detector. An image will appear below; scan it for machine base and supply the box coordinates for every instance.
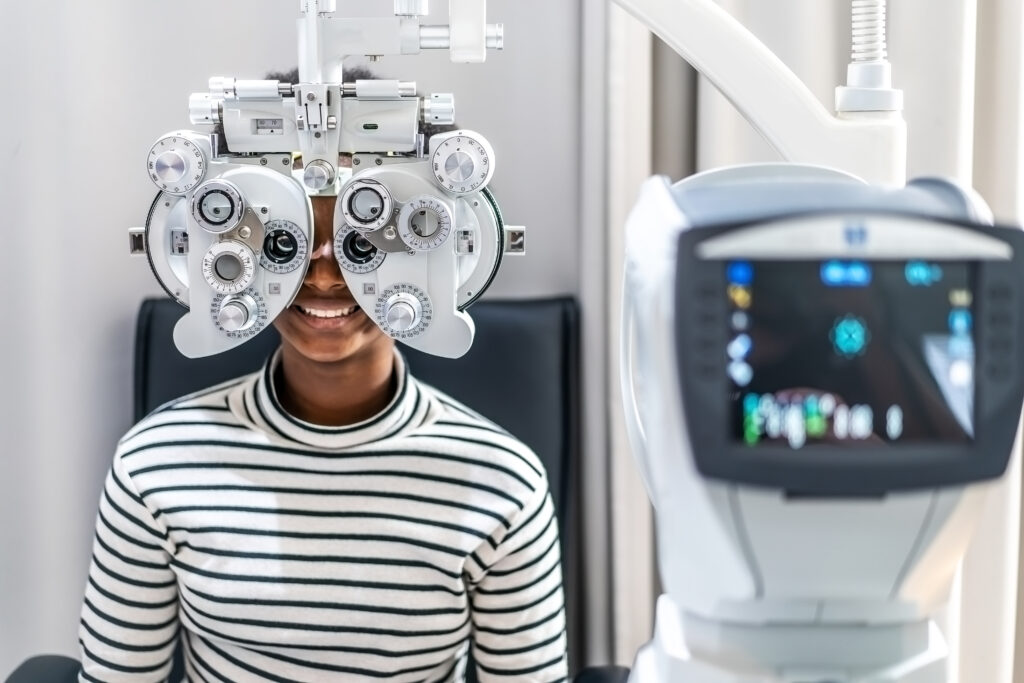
[628,595,948,683]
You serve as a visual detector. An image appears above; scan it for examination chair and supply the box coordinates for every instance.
[7,296,628,683]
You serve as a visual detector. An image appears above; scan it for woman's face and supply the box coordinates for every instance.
[272,192,393,363]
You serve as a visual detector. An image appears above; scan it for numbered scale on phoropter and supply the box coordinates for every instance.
[374,283,433,339]
[431,131,495,195]
[260,219,308,274]
[210,289,269,339]
[397,196,454,251]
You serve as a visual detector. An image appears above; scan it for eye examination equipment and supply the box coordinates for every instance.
[621,164,1024,682]
[132,0,521,359]
[117,0,1024,679]
[610,0,1024,681]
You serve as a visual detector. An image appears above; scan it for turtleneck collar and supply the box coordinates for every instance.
[229,348,430,450]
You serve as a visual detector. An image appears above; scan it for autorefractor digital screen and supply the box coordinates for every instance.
[725,260,976,448]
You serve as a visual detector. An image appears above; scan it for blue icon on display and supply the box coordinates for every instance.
[728,334,753,360]
[821,260,872,287]
[949,309,972,336]
[821,261,846,286]
[905,261,943,286]
[831,315,870,357]
[727,261,754,286]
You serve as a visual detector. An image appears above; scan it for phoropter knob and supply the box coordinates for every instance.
[384,293,423,332]
[189,93,222,125]
[422,93,456,126]
[147,133,209,195]
[394,0,428,16]
[303,160,336,192]
[217,294,258,333]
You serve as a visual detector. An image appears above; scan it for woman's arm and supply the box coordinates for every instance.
[78,451,179,683]
[468,487,568,682]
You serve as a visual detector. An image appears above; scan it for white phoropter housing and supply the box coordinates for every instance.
[132,0,523,359]
[621,164,1024,682]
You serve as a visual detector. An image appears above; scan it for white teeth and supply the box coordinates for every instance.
[297,305,359,319]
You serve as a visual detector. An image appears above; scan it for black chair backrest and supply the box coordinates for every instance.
[134,297,582,675]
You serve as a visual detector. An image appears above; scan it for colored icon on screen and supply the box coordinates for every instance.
[950,289,973,307]
[905,261,943,286]
[804,395,827,438]
[949,359,973,388]
[820,260,872,287]
[727,334,752,360]
[731,311,750,331]
[949,309,972,335]
[831,315,870,357]
[727,261,754,286]
[729,360,753,387]
[728,284,752,310]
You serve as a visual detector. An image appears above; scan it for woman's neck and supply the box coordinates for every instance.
[275,340,398,427]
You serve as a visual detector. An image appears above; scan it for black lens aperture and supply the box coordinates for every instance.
[264,229,298,264]
[343,232,378,265]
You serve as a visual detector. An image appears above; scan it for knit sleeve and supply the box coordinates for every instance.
[78,449,179,682]
[468,486,568,682]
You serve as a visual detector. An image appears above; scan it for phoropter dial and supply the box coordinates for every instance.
[341,180,394,232]
[334,223,387,274]
[260,219,308,274]
[397,196,454,251]
[216,293,259,333]
[203,241,257,295]
[430,131,495,196]
[210,289,268,339]
[375,283,433,339]
[147,134,208,195]
[192,180,245,234]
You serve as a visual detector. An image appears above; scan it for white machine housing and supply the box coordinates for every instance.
[135,0,522,359]
[622,164,1024,682]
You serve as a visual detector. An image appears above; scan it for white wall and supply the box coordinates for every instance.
[0,0,585,673]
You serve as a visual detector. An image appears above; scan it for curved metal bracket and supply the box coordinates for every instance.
[612,0,907,185]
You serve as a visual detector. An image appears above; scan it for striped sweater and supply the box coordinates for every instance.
[78,350,567,682]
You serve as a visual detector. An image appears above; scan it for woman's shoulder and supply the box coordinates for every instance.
[118,372,256,449]
[412,379,551,490]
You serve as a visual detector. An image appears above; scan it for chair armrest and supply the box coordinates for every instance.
[5,655,80,683]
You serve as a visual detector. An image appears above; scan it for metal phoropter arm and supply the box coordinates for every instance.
[298,0,504,83]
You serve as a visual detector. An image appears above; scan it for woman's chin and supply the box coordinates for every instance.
[275,309,392,364]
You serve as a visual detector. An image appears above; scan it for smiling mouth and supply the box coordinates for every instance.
[294,304,361,319]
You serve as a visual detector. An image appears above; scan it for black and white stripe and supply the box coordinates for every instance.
[79,351,567,682]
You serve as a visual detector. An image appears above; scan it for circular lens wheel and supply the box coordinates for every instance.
[192,179,245,234]
[202,241,257,295]
[397,196,454,251]
[334,223,387,274]
[260,219,308,274]
[340,180,394,233]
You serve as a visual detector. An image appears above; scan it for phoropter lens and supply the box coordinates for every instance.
[264,229,298,264]
[343,232,378,265]
[214,253,243,281]
[199,190,234,225]
[349,188,385,223]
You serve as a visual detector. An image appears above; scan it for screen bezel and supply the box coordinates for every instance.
[675,213,1024,496]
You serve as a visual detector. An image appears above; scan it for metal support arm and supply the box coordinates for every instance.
[612,0,907,185]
